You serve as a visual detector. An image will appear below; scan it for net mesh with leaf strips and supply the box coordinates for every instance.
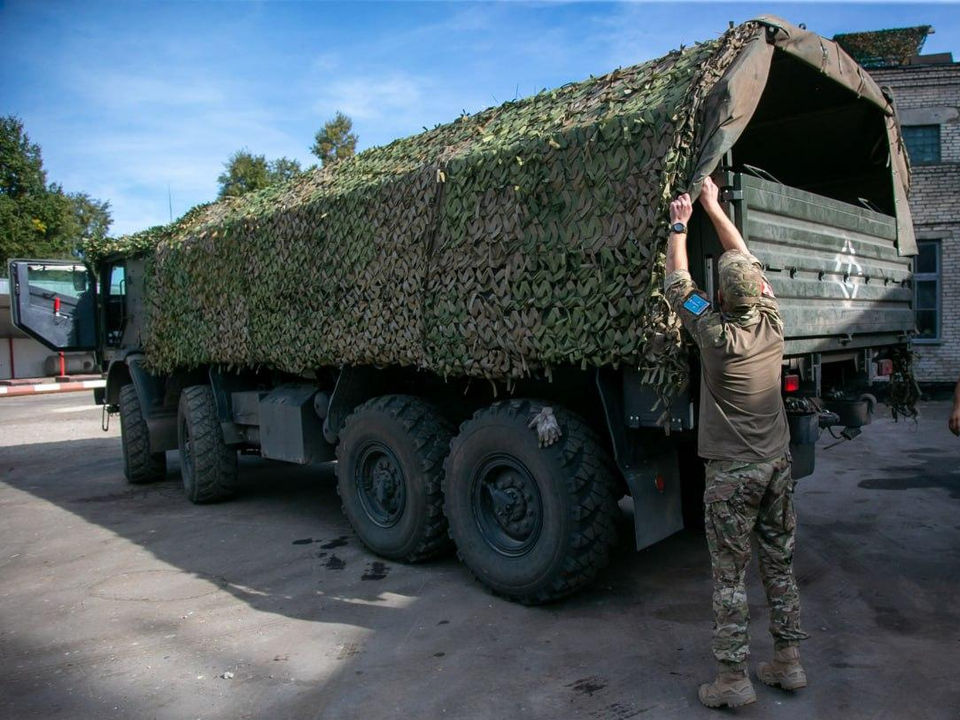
[83,22,765,415]
[833,26,932,69]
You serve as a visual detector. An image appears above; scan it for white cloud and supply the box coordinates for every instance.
[317,73,426,122]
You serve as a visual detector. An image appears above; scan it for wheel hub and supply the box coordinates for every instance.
[472,456,542,557]
[356,443,406,528]
[372,457,401,509]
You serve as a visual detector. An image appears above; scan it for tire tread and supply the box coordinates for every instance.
[119,384,166,484]
[444,399,620,605]
[336,394,454,562]
[179,385,237,504]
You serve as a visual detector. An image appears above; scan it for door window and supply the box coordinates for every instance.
[105,262,127,346]
[26,262,89,307]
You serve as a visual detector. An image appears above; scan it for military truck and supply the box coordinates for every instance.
[8,17,916,604]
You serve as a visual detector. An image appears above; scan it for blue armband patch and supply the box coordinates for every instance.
[682,293,710,316]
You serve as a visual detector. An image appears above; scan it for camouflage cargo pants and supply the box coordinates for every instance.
[704,453,809,667]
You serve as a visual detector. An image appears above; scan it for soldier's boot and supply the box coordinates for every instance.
[756,646,807,690]
[698,666,757,709]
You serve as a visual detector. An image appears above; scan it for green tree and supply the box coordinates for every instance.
[0,116,98,269]
[269,156,303,183]
[217,149,270,198]
[70,192,112,243]
[217,151,303,198]
[310,111,358,166]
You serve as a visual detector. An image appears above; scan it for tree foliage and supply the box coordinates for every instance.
[0,116,110,270]
[311,111,358,167]
[70,192,112,244]
[217,149,303,198]
[269,156,304,184]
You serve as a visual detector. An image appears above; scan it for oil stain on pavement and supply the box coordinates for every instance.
[361,561,389,581]
[324,554,346,570]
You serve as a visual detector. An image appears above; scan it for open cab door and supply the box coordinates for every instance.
[8,259,97,351]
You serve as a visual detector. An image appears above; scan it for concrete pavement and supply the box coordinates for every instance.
[0,392,958,719]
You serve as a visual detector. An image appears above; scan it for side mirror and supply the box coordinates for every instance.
[72,269,88,293]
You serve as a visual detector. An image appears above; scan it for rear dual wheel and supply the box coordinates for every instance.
[337,395,454,562]
[444,400,620,604]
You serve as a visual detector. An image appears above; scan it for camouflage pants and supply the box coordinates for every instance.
[704,453,808,667]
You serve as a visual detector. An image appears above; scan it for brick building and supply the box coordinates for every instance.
[837,27,960,383]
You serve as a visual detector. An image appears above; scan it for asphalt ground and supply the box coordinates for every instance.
[1,392,958,720]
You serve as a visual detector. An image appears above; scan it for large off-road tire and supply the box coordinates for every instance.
[177,385,238,504]
[444,399,620,604]
[119,384,166,484]
[337,395,454,563]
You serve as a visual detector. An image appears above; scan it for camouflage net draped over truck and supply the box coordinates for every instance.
[84,24,765,403]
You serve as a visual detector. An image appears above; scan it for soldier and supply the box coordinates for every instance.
[664,177,809,709]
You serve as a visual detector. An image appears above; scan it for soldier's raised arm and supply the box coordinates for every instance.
[699,176,750,256]
[699,176,780,322]
[664,192,723,347]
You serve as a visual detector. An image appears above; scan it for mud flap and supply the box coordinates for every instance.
[622,447,683,550]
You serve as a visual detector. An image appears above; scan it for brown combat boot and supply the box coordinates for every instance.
[698,665,757,709]
[756,645,807,690]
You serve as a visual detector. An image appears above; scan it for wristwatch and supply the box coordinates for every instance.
[670,222,687,235]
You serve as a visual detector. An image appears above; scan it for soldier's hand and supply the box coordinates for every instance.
[950,405,960,436]
[670,194,693,226]
[699,176,720,208]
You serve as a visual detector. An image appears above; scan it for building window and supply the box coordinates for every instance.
[903,125,941,165]
[913,240,940,342]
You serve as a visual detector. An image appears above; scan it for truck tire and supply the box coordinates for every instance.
[337,395,454,562]
[119,384,166,484]
[177,385,238,504]
[443,400,619,604]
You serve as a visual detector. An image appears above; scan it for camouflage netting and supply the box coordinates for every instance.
[833,26,932,69]
[84,22,767,404]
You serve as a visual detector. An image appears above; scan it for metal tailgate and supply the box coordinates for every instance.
[735,174,914,356]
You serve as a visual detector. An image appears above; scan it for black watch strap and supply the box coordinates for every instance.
[671,222,687,235]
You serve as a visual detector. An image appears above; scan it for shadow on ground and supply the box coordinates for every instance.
[1,404,959,719]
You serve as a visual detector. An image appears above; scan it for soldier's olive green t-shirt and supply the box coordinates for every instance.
[664,253,790,462]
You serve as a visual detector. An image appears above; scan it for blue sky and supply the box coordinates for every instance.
[2,1,958,236]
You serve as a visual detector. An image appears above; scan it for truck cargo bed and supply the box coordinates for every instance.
[696,173,914,356]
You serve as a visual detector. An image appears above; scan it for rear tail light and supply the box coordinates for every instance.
[876,359,893,377]
[784,374,800,393]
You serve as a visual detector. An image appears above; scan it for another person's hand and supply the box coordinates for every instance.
[950,404,960,436]
[699,176,720,210]
[670,194,693,227]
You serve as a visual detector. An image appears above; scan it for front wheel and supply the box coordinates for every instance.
[444,400,620,604]
[119,384,166,484]
[177,385,238,504]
